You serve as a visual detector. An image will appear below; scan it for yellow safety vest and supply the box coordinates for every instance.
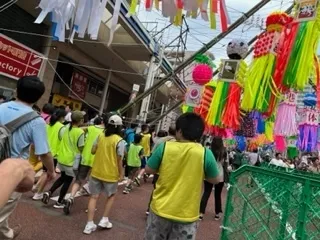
[140,133,151,157]
[82,126,104,167]
[151,142,205,222]
[91,134,122,182]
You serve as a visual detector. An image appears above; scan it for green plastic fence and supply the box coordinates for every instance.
[221,165,320,240]
[259,162,320,181]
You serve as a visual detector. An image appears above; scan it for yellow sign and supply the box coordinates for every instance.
[52,94,82,110]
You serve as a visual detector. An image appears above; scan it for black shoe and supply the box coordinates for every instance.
[42,192,51,205]
[63,198,74,215]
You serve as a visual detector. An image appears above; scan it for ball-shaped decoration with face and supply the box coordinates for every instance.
[227,39,249,60]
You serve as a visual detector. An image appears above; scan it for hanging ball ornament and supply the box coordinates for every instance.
[192,64,213,85]
[227,39,249,60]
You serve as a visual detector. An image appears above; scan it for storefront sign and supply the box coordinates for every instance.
[52,94,82,110]
[69,71,88,99]
[0,33,44,80]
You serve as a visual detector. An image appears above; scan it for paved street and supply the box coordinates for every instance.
[10,182,224,240]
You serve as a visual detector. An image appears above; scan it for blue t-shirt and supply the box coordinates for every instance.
[0,101,49,159]
[125,128,135,145]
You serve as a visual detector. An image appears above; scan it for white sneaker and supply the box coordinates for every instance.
[32,185,38,193]
[83,223,97,235]
[53,202,65,209]
[98,220,113,229]
[32,192,43,201]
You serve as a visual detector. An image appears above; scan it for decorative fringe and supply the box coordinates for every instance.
[274,103,297,136]
[221,83,241,130]
[298,125,318,152]
[195,85,215,120]
[206,81,229,126]
[241,54,276,112]
[265,120,274,142]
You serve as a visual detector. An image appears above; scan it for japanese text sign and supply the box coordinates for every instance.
[69,71,88,99]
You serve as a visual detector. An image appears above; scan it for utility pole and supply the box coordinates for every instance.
[119,0,272,114]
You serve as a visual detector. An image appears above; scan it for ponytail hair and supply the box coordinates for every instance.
[50,109,67,126]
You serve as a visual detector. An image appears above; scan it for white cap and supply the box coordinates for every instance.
[108,115,123,126]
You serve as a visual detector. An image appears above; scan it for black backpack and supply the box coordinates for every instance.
[0,111,40,162]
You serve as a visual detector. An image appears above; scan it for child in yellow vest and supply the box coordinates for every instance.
[145,113,221,239]
[83,114,125,235]
[33,109,67,200]
[123,134,143,194]
[42,111,85,208]
[63,117,104,215]
[136,124,151,185]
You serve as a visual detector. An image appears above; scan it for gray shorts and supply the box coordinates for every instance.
[57,163,75,178]
[144,210,198,240]
[89,177,118,197]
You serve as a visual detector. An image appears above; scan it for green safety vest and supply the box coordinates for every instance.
[46,122,64,157]
[127,143,143,167]
[82,125,104,167]
[58,126,84,167]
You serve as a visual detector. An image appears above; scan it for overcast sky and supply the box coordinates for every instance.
[136,0,313,69]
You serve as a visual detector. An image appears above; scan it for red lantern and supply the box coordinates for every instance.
[192,64,213,85]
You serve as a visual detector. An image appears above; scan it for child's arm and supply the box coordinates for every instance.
[146,143,164,174]
[91,137,99,154]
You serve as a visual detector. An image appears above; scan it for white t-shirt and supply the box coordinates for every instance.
[65,112,72,122]
[269,158,286,167]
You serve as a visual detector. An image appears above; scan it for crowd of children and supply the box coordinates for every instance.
[25,103,224,239]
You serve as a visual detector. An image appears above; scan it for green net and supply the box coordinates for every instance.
[221,165,320,240]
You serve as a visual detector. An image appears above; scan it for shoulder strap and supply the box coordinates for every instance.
[5,111,40,133]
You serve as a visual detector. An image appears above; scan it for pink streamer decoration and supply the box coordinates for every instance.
[274,102,297,136]
[275,135,286,152]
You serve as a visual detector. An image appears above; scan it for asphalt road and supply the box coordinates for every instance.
[9,181,224,240]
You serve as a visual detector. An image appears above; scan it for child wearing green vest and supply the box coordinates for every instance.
[42,111,85,209]
[83,114,126,235]
[145,113,220,239]
[123,134,144,194]
[33,109,67,200]
[63,117,104,215]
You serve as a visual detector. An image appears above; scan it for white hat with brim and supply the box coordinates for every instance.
[108,115,123,126]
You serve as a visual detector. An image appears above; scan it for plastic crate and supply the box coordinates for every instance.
[221,165,320,240]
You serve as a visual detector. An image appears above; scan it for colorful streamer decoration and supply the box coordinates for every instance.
[241,12,293,115]
[207,39,248,130]
[274,91,298,137]
[276,3,320,91]
[128,0,231,30]
[298,94,318,152]
[194,81,216,121]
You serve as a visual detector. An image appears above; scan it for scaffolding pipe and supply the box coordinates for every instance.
[119,0,272,114]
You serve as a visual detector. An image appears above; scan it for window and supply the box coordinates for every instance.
[88,81,97,94]
[96,84,104,97]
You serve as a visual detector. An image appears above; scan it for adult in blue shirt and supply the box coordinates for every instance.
[0,76,55,239]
